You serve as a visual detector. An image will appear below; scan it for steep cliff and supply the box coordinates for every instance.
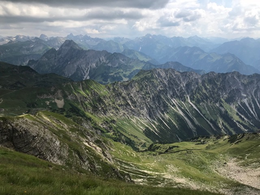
[62,69,260,148]
[0,112,129,180]
[1,63,260,150]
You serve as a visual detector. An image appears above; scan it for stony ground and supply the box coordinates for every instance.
[217,158,260,195]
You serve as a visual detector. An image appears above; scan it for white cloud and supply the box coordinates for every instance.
[0,0,260,39]
[221,0,260,37]
[238,0,260,7]
[84,28,100,35]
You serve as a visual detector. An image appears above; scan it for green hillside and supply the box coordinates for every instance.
[0,146,219,195]
[111,133,260,194]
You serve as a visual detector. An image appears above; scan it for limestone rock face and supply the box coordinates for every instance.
[0,117,68,165]
[0,114,129,181]
[64,69,260,144]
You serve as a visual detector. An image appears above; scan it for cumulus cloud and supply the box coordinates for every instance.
[244,16,258,26]
[1,0,260,38]
[175,10,192,18]
[223,0,260,35]
[174,9,201,22]
[3,0,170,9]
[83,9,145,20]
[157,16,180,27]
[228,5,243,17]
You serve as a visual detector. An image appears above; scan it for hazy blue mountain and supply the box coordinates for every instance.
[92,40,126,53]
[66,33,104,49]
[66,34,127,53]
[173,35,217,51]
[0,38,51,65]
[211,37,260,69]
[254,59,260,68]
[39,34,49,41]
[0,35,67,65]
[207,37,229,44]
[44,36,66,49]
[120,34,219,60]
[159,46,260,75]
[121,34,172,62]
[0,35,33,45]
[28,40,205,83]
[121,48,159,64]
[113,37,132,44]
[143,61,205,74]
[3,33,258,76]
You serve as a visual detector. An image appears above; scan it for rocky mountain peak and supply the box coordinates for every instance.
[59,40,82,51]
[39,34,48,41]
[57,40,83,58]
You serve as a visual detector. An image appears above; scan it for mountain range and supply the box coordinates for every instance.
[211,37,260,68]
[158,46,259,74]
[28,40,203,83]
[0,37,65,65]
[1,34,260,77]
[27,39,258,85]
[2,62,260,148]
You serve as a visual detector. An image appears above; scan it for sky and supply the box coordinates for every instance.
[0,0,260,39]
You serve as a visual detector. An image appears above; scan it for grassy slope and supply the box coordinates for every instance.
[0,147,218,195]
[111,134,260,194]
[1,108,259,194]
[0,111,130,179]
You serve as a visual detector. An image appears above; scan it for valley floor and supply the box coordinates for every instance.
[111,134,260,195]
